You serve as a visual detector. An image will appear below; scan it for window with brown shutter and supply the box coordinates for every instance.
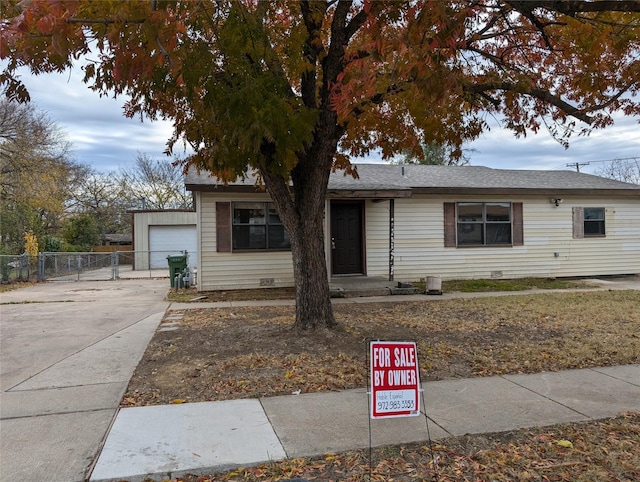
[444,202,523,247]
[232,202,291,250]
[217,201,291,252]
[573,207,605,238]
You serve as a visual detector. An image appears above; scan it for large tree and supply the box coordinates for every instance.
[119,153,193,210]
[68,155,192,238]
[3,1,640,328]
[67,165,131,237]
[0,99,75,253]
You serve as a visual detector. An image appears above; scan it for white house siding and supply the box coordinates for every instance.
[363,200,393,276]
[195,192,638,290]
[197,192,295,291]
[133,211,197,270]
[364,195,640,282]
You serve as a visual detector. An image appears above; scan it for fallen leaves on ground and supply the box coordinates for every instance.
[122,291,639,407]
[155,412,639,482]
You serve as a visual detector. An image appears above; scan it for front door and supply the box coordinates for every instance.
[331,202,363,275]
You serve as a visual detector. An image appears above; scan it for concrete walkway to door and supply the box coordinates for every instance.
[0,278,170,482]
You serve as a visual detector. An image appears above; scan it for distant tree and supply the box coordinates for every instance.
[68,166,131,237]
[0,99,75,253]
[43,235,62,252]
[119,154,192,210]
[4,1,640,329]
[595,158,640,185]
[67,155,192,240]
[395,142,473,166]
[61,214,100,252]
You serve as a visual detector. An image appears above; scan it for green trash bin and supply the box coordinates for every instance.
[167,254,188,287]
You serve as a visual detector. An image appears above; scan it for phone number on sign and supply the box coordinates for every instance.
[375,390,417,413]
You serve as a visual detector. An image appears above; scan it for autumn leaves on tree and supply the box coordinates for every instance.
[2,1,639,328]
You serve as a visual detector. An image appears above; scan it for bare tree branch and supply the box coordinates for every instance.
[507,1,640,16]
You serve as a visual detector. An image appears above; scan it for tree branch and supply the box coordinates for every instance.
[67,18,146,24]
[465,81,599,123]
[507,1,640,16]
[300,0,327,109]
[349,81,408,120]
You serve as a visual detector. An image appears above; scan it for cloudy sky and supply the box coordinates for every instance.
[12,65,640,176]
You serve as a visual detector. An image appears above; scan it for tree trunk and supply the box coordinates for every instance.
[289,207,336,330]
[262,150,337,330]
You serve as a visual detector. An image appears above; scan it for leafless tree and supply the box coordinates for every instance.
[595,158,640,185]
[119,153,193,210]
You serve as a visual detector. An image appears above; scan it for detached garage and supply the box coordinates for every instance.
[131,210,198,270]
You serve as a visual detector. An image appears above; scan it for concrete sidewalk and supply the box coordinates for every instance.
[90,364,640,482]
[168,275,640,311]
[2,276,637,481]
[0,279,170,482]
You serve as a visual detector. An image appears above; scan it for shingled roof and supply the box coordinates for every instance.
[185,164,640,197]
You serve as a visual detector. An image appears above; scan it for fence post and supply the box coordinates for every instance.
[111,251,118,280]
[19,253,27,280]
[0,256,8,283]
[38,253,45,281]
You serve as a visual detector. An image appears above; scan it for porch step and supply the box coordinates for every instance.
[330,286,419,298]
[330,287,389,298]
[390,287,420,295]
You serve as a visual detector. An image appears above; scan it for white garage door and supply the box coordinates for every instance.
[149,225,198,269]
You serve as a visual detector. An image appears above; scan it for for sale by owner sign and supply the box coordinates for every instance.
[370,341,421,419]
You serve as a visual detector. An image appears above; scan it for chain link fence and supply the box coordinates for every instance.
[38,252,118,281]
[0,254,36,283]
[1,251,194,283]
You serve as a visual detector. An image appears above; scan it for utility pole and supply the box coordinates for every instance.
[567,162,589,172]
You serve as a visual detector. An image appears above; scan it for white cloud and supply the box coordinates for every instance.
[468,114,640,174]
[8,64,640,175]
[13,65,176,172]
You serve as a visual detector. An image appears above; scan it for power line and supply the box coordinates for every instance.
[585,156,639,164]
[566,156,639,172]
[566,162,590,172]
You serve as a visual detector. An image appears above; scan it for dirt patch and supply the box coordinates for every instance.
[123,290,640,407]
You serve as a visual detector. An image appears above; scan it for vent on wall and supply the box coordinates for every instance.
[260,278,275,287]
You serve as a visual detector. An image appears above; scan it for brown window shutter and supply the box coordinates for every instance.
[444,202,456,247]
[216,202,232,252]
[572,207,584,239]
[512,202,523,246]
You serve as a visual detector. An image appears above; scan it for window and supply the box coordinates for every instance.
[583,207,605,236]
[232,202,290,250]
[455,202,513,246]
[573,207,606,238]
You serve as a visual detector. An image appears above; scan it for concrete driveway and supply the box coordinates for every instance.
[0,279,170,482]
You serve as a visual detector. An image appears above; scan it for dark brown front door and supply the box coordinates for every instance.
[331,202,363,275]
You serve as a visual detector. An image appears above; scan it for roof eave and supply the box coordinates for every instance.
[327,189,412,199]
[187,184,640,198]
[186,184,266,193]
[410,187,640,197]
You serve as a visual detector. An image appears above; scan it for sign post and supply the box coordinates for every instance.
[370,341,421,419]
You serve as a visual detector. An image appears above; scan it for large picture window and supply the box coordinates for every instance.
[232,202,290,250]
[456,202,512,246]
